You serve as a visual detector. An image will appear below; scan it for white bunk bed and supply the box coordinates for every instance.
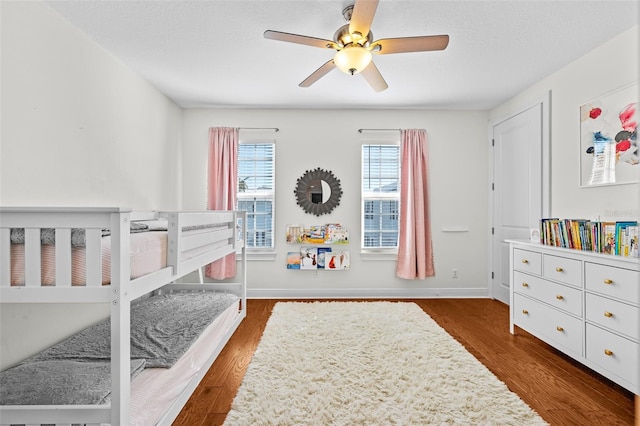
[0,207,247,425]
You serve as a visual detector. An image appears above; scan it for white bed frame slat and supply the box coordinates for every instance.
[0,208,248,426]
[0,286,111,303]
[24,229,42,286]
[85,228,102,287]
[181,227,233,252]
[0,208,120,228]
[178,244,235,276]
[0,228,10,286]
[54,228,72,286]
[0,404,110,424]
[128,267,174,301]
[166,212,181,275]
[164,210,234,228]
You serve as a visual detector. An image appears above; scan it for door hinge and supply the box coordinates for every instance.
[492,182,495,190]
[492,139,495,147]
[491,271,494,279]
[491,227,494,235]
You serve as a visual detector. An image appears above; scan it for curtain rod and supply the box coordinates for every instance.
[239,127,279,132]
[358,128,401,133]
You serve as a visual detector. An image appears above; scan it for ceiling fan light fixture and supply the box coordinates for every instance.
[264,0,449,90]
[334,46,372,75]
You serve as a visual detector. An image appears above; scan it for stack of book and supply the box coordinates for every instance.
[539,218,639,257]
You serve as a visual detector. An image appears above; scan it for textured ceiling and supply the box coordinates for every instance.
[45,0,639,110]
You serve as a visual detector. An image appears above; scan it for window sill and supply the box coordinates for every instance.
[237,250,277,261]
[360,250,398,261]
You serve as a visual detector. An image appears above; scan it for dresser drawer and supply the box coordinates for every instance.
[513,271,582,317]
[513,248,541,275]
[585,262,639,303]
[543,254,582,288]
[585,293,639,340]
[514,293,582,356]
[586,323,639,389]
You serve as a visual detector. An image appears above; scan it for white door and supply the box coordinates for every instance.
[491,100,547,303]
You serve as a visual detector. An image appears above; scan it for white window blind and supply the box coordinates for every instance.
[237,142,275,249]
[362,144,400,249]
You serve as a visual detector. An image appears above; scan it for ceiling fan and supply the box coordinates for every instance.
[263,0,449,92]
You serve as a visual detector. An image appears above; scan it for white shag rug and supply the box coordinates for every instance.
[224,301,547,425]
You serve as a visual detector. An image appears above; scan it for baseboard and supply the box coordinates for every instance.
[247,287,490,299]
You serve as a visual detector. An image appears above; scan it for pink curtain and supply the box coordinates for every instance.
[205,127,238,279]
[396,129,435,279]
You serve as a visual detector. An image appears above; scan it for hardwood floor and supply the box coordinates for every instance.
[173,299,635,426]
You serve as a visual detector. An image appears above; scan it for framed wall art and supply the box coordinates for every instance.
[580,81,638,187]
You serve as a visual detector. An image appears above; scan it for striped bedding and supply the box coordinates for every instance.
[10,231,168,286]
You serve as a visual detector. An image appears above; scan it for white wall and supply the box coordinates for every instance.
[182,108,490,298]
[0,1,183,370]
[0,1,183,210]
[490,26,639,221]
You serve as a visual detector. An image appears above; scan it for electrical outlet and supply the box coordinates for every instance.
[452,268,458,278]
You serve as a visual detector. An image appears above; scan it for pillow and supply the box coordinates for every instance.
[133,219,168,231]
[129,222,149,233]
[0,359,146,405]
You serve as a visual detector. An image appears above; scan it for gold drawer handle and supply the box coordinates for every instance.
[604,349,614,356]
[555,267,564,272]
[522,309,529,315]
[522,282,529,287]
[604,311,613,318]
[604,279,613,285]
[556,295,564,300]
[556,326,564,332]
[521,259,529,264]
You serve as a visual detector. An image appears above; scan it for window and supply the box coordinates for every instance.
[362,144,400,250]
[237,141,275,249]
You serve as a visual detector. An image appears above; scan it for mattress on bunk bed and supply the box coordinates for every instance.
[130,299,240,425]
[9,218,228,286]
[10,231,169,285]
[0,291,240,412]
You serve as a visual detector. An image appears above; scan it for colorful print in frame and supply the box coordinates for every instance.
[580,82,639,187]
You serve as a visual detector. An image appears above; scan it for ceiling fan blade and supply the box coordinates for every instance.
[299,60,337,87]
[360,61,388,92]
[264,30,337,49]
[349,0,379,38]
[373,35,450,54]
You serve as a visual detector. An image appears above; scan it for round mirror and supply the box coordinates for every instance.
[307,180,331,204]
[294,168,342,216]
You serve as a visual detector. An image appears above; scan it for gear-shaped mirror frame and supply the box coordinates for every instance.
[294,168,342,216]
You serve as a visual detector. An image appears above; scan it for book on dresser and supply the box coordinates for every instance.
[603,221,616,254]
[539,218,639,257]
[615,221,638,256]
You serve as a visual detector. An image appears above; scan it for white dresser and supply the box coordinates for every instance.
[508,240,639,415]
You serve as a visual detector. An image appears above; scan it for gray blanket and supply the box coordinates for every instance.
[0,359,146,405]
[27,291,239,368]
[0,291,239,406]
